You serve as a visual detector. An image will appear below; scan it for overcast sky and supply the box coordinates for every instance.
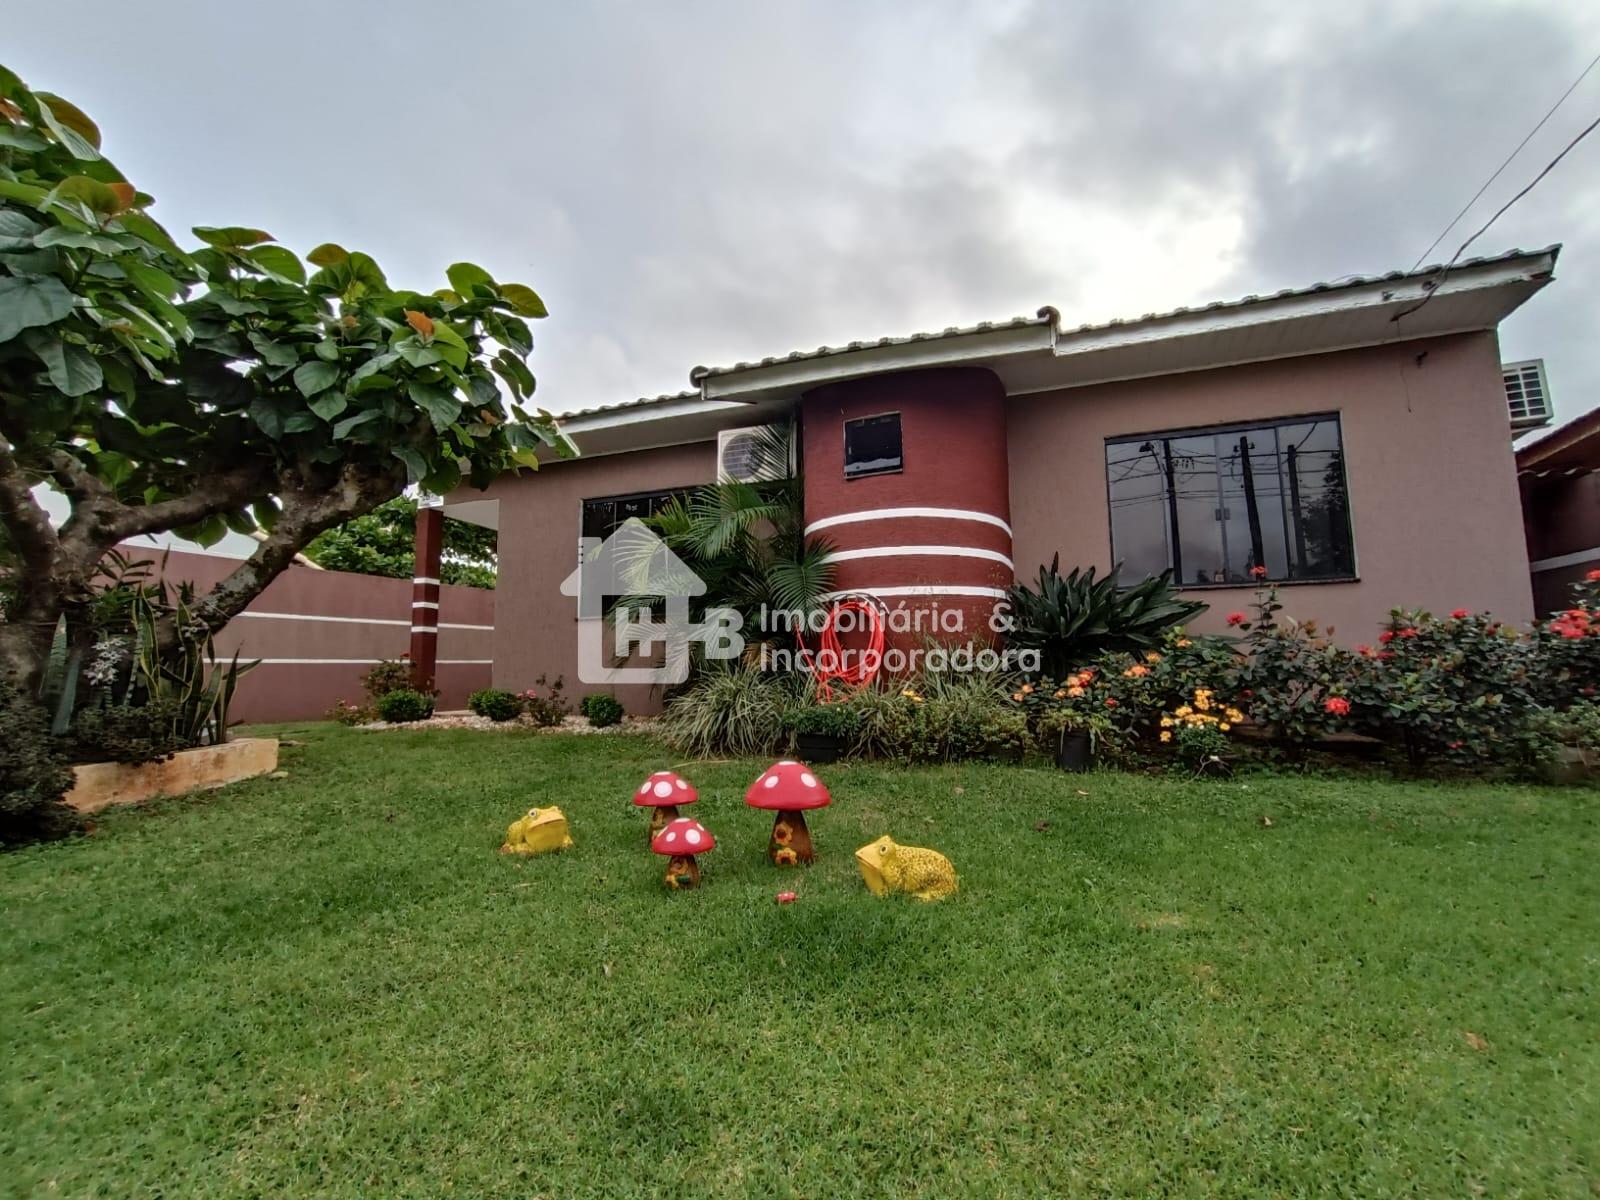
[12,1,1600,429]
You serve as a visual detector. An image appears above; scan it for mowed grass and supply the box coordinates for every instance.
[2,726,1597,1198]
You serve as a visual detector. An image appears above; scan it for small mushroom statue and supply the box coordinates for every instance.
[633,770,697,844]
[744,760,831,866]
[652,816,716,889]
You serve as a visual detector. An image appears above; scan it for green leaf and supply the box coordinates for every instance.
[35,92,102,159]
[193,226,274,248]
[247,331,299,368]
[0,126,49,152]
[32,225,126,252]
[446,261,495,296]
[293,359,339,397]
[244,244,305,284]
[24,330,103,396]
[498,283,548,318]
[0,180,49,208]
[0,209,42,250]
[492,348,535,397]
[427,320,470,368]
[306,242,348,267]
[395,338,442,368]
[309,390,348,421]
[248,397,286,439]
[393,446,429,484]
[313,339,339,362]
[282,411,321,434]
[223,508,258,536]
[0,273,74,342]
[408,381,462,432]
[52,176,122,218]
[332,408,382,439]
[252,497,280,533]
[115,211,190,262]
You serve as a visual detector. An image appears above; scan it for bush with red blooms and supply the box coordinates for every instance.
[1227,582,1351,749]
[1527,574,1600,709]
[1339,607,1538,767]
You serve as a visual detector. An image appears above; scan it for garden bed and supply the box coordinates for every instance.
[63,737,280,814]
[355,711,655,735]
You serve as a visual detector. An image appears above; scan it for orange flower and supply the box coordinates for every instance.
[1123,664,1150,678]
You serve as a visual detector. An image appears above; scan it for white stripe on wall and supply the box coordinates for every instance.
[1529,546,1600,573]
[805,506,1012,536]
[413,576,440,586]
[825,585,1010,600]
[411,600,439,611]
[829,544,1014,568]
[237,611,493,630]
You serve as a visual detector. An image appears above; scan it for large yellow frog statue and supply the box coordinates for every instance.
[854,835,958,901]
[500,806,574,856]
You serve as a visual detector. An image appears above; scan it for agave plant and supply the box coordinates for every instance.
[124,584,257,746]
[1005,555,1207,678]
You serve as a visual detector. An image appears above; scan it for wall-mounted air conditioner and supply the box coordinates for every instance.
[1503,359,1553,430]
[716,425,794,484]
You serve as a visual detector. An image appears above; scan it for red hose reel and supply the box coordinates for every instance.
[795,595,887,701]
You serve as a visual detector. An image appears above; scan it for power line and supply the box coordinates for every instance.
[1410,50,1600,271]
[1393,110,1600,325]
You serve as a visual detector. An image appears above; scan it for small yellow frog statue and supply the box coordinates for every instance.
[500,806,575,856]
[854,835,958,901]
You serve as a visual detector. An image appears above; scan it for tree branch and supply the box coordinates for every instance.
[0,433,60,574]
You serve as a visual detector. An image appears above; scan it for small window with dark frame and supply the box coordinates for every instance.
[843,412,903,479]
[1105,414,1355,587]
[578,488,691,614]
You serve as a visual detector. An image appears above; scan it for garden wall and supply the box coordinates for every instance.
[1007,332,1535,643]
[116,545,493,723]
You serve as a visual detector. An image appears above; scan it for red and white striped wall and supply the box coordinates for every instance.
[801,368,1013,652]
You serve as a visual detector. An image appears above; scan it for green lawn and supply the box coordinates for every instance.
[2,727,1597,1198]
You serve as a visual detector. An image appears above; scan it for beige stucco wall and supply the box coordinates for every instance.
[480,441,717,713]
[1007,332,1534,643]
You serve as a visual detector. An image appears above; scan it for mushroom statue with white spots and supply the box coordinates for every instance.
[652,817,717,889]
[744,760,832,866]
[633,770,698,844]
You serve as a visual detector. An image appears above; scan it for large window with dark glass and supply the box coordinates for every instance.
[843,413,903,478]
[1105,415,1355,586]
[578,488,690,613]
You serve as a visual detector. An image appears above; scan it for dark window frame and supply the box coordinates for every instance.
[843,411,904,479]
[577,486,694,617]
[1103,411,1357,588]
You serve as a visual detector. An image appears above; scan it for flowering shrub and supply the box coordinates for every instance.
[519,675,570,727]
[327,699,371,726]
[1527,575,1600,709]
[1226,584,1345,748]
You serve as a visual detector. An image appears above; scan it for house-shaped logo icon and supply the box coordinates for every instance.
[558,518,740,684]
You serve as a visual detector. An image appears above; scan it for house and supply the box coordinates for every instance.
[425,245,1558,710]
[1517,404,1600,615]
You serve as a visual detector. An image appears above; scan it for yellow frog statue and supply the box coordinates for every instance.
[855,835,958,901]
[500,806,575,856]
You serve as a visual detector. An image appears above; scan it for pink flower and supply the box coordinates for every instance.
[1378,631,1395,645]
[1398,628,1419,639]
[1226,612,1246,626]
[1324,696,1350,716]
[1250,565,1269,580]
[1450,608,1470,619]
[1587,569,1600,582]
[1355,644,1373,657]
[1104,697,1118,708]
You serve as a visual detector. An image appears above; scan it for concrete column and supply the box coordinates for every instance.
[409,504,444,690]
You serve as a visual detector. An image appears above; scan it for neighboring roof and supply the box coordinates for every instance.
[1516,406,1600,476]
[552,245,1559,459]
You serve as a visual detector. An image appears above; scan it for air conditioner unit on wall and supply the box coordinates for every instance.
[1503,359,1553,430]
[717,425,794,484]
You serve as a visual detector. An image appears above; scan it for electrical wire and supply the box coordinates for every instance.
[1410,50,1600,271]
[1393,110,1600,325]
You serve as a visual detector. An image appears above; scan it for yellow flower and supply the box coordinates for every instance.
[771,821,793,847]
[1159,730,1172,742]
[1176,638,1192,648]
[773,847,799,866]
[1054,689,1066,699]
[1219,723,1231,732]
[1021,683,1034,694]
[1159,716,1173,727]
[1068,686,1085,698]
[1011,692,1025,702]
[1124,664,1150,678]
[1144,651,1162,663]
[1175,705,1192,717]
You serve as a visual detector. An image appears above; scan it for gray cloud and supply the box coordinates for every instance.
[8,0,1600,423]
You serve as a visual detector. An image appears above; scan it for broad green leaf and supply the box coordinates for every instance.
[0,180,49,207]
[332,408,382,439]
[492,348,535,397]
[248,397,286,439]
[349,351,399,383]
[293,359,339,397]
[0,209,42,250]
[423,456,462,495]
[35,92,101,159]
[53,175,122,217]
[115,211,191,262]
[428,320,470,368]
[408,381,461,432]
[306,242,348,267]
[499,283,547,318]
[0,273,73,342]
[309,390,348,421]
[446,261,494,297]
[282,411,321,433]
[32,225,126,253]
[313,339,339,362]
[393,445,428,484]
[395,338,441,368]
[244,244,305,284]
[252,497,280,533]
[24,330,103,396]
[223,508,258,535]
[90,450,135,489]
[194,225,274,248]
[0,126,49,152]
[247,331,299,368]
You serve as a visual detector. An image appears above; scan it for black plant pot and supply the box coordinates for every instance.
[1055,730,1093,772]
[795,732,846,763]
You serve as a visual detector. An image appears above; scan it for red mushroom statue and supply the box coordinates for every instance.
[633,770,697,844]
[652,817,716,889]
[744,760,831,866]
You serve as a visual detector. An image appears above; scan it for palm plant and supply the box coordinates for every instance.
[1005,555,1207,679]
[614,421,835,660]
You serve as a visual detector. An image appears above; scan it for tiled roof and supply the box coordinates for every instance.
[559,246,1559,422]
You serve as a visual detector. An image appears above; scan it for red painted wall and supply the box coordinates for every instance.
[118,546,493,724]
